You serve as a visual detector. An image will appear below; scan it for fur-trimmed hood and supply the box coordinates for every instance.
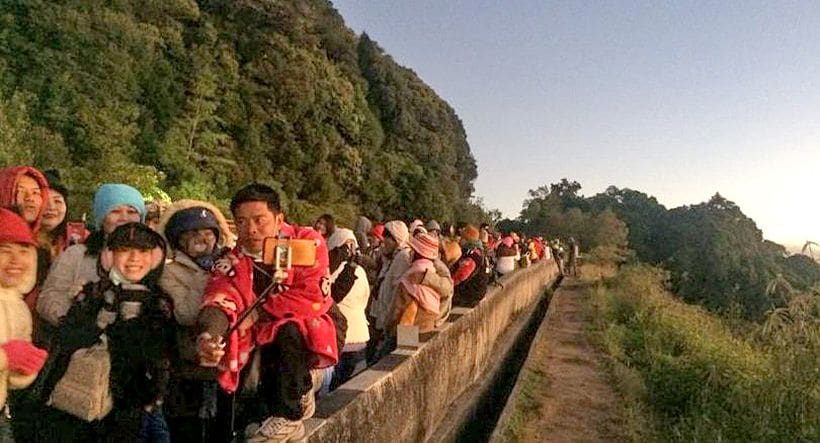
[156,199,235,257]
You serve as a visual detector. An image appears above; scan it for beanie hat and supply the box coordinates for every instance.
[384,221,409,246]
[462,225,480,242]
[164,206,221,250]
[442,238,463,265]
[425,220,441,232]
[369,224,385,241]
[93,184,146,229]
[327,228,358,251]
[102,222,166,285]
[107,222,166,252]
[409,233,439,260]
[0,208,38,293]
[0,208,37,247]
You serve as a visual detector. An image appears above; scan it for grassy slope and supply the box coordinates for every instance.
[589,264,819,442]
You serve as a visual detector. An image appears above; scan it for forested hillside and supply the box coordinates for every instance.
[501,179,820,319]
[0,0,484,223]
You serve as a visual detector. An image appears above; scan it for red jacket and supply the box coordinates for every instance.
[202,223,338,393]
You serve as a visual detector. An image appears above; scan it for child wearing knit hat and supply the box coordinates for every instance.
[46,223,174,440]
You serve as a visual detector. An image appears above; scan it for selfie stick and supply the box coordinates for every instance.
[224,270,288,339]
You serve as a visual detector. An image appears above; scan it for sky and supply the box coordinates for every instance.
[332,0,820,246]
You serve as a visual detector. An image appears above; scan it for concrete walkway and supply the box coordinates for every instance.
[491,277,626,442]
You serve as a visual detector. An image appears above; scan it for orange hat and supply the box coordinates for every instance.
[462,225,480,242]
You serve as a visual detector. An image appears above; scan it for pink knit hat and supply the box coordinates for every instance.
[409,232,439,260]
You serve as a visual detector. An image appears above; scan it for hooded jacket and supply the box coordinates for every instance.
[157,199,235,326]
[0,166,49,234]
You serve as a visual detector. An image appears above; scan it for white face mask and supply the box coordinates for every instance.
[109,266,133,286]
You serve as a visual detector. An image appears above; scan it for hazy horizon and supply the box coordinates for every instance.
[333,0,820,246]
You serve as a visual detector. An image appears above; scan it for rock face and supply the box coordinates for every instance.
[305,260,559,442]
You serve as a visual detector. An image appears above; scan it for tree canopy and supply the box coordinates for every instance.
[0,0,487,225]
[504,179,820,319]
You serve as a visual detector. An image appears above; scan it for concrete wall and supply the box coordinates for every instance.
[304,260,559,442]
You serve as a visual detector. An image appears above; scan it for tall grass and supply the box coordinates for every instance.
[591,264,819,442]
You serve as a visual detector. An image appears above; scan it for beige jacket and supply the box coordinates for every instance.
[37,243,99,326]
[424,259,454,328]
[156,199,235,326]
[370,246,413,330]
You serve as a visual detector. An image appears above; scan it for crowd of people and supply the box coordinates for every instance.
[0,165,567,443]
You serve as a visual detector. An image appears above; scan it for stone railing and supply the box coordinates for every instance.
[304,259,559,442]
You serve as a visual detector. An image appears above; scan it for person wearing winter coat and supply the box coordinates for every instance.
[358,224,384,286]
[0,166,49,234]
[326,229,370,390]
[385,233,449,336]
[427,258,454,328]
[36,223,174,442]
[0,209,49,443]
[440,230,463,268]
[0,167,51,304]
[313,213,336,239]
[156,200,235,441]
[158,201,235,327]
[369,221,412,333]
[195,184,340,443]
[425,220,441,238]
[37,184,146,327]
[36,170,89,285]
[495,236,518,275]
[452,226,490,308]
[567,237,580,277]
[352,216,372,251]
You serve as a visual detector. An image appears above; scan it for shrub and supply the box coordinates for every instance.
[592,264,818,441]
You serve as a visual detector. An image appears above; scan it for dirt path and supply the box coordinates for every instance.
[492,277,626,442]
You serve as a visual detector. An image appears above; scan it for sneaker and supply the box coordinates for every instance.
[299,368,325,419]
[246,416,305,443]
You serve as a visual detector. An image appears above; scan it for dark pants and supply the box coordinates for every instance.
[33,406,159,443]
[330,348,367,390]
[259,322,311,420]
[1,411,13,443]
[212,322,312,442]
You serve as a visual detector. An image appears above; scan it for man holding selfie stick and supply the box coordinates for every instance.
[195,184,341,443]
